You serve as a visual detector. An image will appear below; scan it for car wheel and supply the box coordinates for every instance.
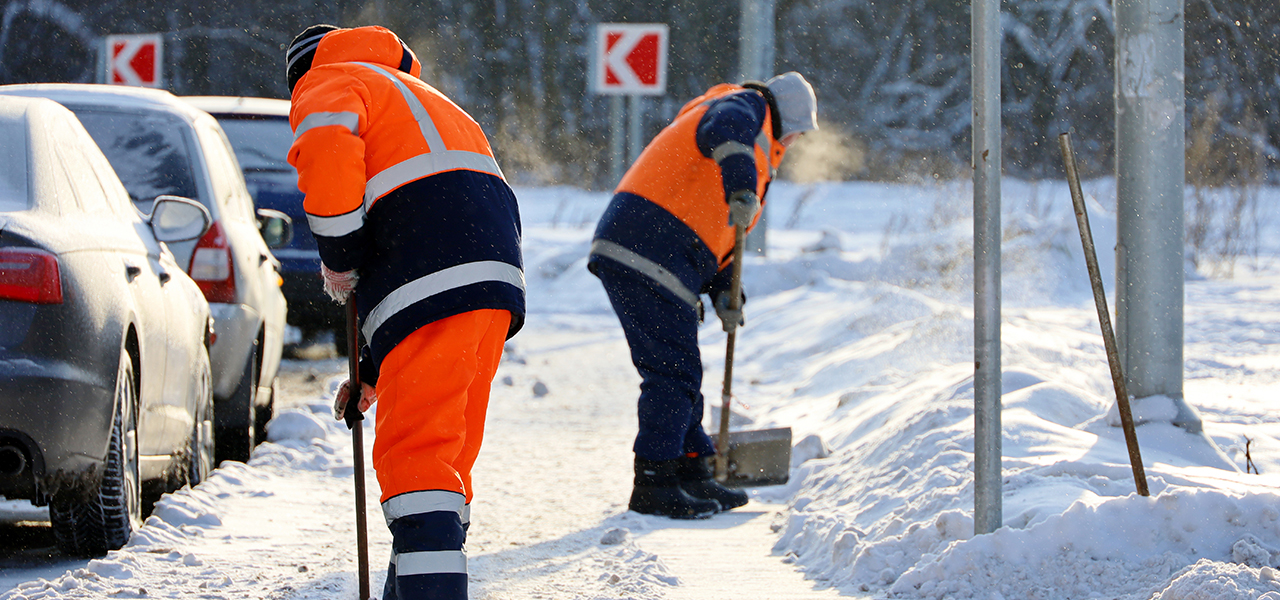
[50,351,142,556]
[187,347,215,486]
[215,345,258,464]
[254,377,277,445]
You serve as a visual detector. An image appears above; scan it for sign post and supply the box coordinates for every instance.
[591,23,668,186]
[738,0,776,256]
[104,33,163,88]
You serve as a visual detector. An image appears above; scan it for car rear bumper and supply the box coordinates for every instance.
[209,302,262,400]
[0,359,113,503]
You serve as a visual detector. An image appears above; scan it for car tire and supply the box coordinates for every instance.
[50,351,142,557]
[187,347,215,486]
[254,377,277,446]
[215,345,258,464]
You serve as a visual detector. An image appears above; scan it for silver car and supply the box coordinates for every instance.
[0,84,291,464]
[0,96,214,556]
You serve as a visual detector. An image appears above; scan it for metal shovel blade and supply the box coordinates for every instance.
[708,427,792,488]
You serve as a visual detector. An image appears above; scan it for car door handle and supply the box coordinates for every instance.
[259,253,269,265]
[158,270,172,285]
[124,261,142,282]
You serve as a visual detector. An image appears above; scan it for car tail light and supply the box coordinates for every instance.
[189,222,236,304]
[0,248,62,304]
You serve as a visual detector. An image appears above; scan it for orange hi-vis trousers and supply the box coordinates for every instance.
[372,309,511,504]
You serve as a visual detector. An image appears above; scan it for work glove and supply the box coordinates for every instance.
[727,190,760,228]
[321,264,357,303]
[712,289,746,333]
[333,379,377,424]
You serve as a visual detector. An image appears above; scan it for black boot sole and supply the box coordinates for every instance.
[629,486,720,519]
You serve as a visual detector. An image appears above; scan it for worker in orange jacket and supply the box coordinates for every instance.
[286,24,524,600]
[588,73,817,519]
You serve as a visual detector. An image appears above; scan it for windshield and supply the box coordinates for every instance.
[71,108,200,204]
[0,118,28,212]
[216,116,296,177]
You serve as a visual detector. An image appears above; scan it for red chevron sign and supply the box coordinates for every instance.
[593,24,668,95]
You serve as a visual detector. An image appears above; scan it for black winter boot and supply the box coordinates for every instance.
[629,457,720,519]
[676,455,749,511]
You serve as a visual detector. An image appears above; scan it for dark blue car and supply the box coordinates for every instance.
[182,96,345,352]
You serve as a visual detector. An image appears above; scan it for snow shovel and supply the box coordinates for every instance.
[712,222,792,488]
[343,300,371,600]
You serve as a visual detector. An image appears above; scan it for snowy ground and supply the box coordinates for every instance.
[4,180,1280,599]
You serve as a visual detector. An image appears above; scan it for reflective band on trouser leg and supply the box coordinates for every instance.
[382,490,467,600]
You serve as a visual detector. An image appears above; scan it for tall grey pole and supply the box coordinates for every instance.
[738,0,776,256]
[628,95,643,165]
[972,0,1002,535]
[610,95,625,186]
[1114,0,1198,432]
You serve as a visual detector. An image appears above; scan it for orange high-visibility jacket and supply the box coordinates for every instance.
[589,84,785,310]
[618,84,785,266]
[288,26,524,370]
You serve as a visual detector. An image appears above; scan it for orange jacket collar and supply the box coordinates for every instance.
[313,26,422,78]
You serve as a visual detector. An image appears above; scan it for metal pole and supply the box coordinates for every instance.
[971,0,1002,536]
[1060,133,1149,496]
[738,0,776,256]
[610,95,625,186]
[628,95,642,165]
[1113,0,1197,432]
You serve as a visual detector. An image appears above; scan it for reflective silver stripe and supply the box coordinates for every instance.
[394,550,467,575]
[353,62,506,206]
[461,503,470,527]
[294,111,360,139]
[363,261,525,341]
[756,131,771,157]
[363,151,505,210]
[712,141,755,164]
[355,62,446,151]
[307,208,365,237]
[757,130,775,179]
[382,490,465,527]
[589,239,701,310]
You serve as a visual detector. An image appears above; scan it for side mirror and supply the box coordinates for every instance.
[256,208,294,249]
[149,195,211,243]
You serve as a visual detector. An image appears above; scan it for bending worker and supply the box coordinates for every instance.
[588,73,818,518]
[286,24,524,600]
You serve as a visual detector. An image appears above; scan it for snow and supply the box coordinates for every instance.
[4,179,1280,599]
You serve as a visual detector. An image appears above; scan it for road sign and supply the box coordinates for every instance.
[592,23,668,96]
[106,33,163,88]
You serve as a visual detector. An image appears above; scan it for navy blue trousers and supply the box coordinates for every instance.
[595,261,716,461]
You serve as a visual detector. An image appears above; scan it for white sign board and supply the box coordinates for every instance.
[592,23,668,96]
[105,33,163,88]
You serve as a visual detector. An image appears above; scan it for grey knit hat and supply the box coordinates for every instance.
[765,72,818,138]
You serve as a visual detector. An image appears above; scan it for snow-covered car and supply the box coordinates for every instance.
[182,96,345,352]
[0,84,291,464]
[0,96,214,556]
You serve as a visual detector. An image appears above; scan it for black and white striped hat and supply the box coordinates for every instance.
[286,24,339,94]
